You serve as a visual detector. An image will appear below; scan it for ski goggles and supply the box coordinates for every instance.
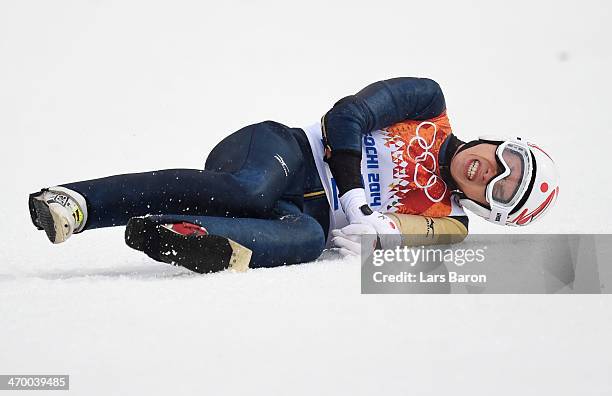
[484,139,534,211]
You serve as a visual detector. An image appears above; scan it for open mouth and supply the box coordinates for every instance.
[466,159,480,181]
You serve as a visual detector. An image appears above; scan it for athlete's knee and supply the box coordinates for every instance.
[291,216,326,263]
[304,229,326,262]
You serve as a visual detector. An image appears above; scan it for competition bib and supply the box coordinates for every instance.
[303,112,465,231]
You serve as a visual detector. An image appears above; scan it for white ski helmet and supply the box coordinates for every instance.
[458,136,559,226]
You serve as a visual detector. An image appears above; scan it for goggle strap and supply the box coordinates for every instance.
[488,207,509,224]
[508,150,537,216]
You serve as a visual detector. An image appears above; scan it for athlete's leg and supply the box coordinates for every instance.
[125,200,326,270]
[54,121,305,230]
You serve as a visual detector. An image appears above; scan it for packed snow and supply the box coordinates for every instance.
[1,0,611,395]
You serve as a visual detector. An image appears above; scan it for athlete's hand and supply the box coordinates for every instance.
[339,188,402,250]
[331,223,377,257]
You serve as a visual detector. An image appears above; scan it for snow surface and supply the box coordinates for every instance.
[1,0,611,395]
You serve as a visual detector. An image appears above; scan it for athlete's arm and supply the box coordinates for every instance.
[386,213,469,246]
[331,213,468,257]
[323,77,446,195]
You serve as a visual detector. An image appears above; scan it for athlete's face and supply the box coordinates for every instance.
[450,142,500,205]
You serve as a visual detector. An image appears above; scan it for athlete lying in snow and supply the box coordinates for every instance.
[28,77,560,273]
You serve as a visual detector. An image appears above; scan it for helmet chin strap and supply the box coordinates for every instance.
[459,197,494,218]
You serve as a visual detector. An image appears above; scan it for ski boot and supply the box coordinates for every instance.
[125,217,252,274]
[28,187,88,244]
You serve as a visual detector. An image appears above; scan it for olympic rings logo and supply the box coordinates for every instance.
[406,121,447,203]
